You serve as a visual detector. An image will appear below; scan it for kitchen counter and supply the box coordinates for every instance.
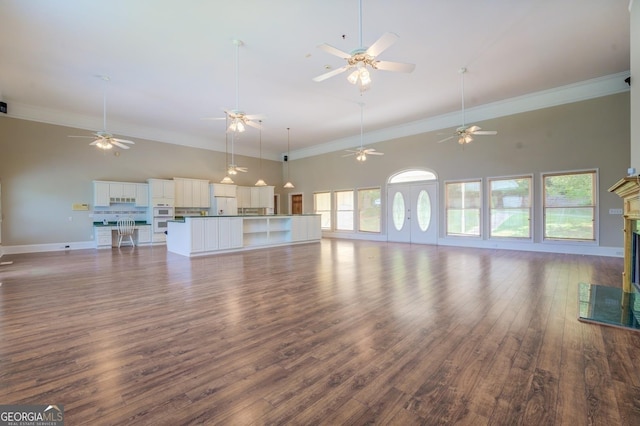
[93,221,149,227]
[167,215,321,257]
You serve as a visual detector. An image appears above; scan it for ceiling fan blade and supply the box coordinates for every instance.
[437,135,455,144]
[112,138,135,144]
[312,65,350,82]
[366,32,399,57]
[69,135,95,139]
[111,140,130,149]
[375,60,416,73]
[317,43,352,59]
[473,130,498,135]
[368,151,384,155]
[244,120,262,130]
[89,140,100,146]
[244,113,265,120]
[342,152,356,157]
[466,125,481,133]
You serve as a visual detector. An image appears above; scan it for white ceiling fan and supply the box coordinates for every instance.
[343,103,383,162]
[205,39,263,133]
[312,0,415,92]
[437,67,497,145]
[69,75,135,150]
[226,114,247,175]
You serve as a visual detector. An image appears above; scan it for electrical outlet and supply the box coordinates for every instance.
[609,208,623,215]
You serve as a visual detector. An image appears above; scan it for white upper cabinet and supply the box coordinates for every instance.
[237,186,274,209]
[174,178,210,208]
[148,179,175,206]
[135,184,149,207]
[211,183,237,198]
[93,181,110,207]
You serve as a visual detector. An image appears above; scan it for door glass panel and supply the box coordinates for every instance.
[417,190,432,231]
[392,192,406,231]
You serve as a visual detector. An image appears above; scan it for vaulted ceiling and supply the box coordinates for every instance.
[0,1,631,159]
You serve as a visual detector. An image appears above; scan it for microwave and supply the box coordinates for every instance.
[153,206,174,217]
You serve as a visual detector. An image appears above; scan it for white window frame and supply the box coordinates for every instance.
[313,191,332,230]
[488,174,533,241]
[357,187,382,233]
[334,189,355,231]
[445,178,483,238]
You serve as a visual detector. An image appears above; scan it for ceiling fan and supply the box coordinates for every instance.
[312,0,415,92]
[69,75,135,150]
[437,67,497,145]
[343,103,383,162]
[205,40,262,133]
[226,114,247,175]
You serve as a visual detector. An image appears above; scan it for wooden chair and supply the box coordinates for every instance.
[116,218,135,248]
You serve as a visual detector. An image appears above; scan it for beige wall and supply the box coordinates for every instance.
[288,92,629,248]
[0,117,283,246]
[0,92,631,251]
[631,3,640,170]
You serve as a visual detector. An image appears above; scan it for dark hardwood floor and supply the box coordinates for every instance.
[1,240,639,425]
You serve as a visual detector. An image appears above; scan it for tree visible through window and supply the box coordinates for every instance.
[543,171,596,241]
[446,180,481,236]
[489,176,532,239]
[358,188,381,233]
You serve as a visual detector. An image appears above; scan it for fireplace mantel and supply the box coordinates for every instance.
[609,176,640,293]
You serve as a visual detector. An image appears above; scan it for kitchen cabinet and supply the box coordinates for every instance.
[174,178,210,208]
[93,181,110,207]
[137,225,152,243]
[211,183,237,198]
[148,178,175,206]
[218,217,243,249]
[94,180,147,206]
[167,215,320,257]
[135,184,149,207]
[237,185,274,209]
[95,227,112,247]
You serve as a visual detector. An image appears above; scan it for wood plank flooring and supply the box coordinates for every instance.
[1,240,639,425]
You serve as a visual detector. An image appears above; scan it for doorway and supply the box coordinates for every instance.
[291,194,303,215]
[387,182,438,244]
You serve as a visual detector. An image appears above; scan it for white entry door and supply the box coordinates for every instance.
[387,182,438,244]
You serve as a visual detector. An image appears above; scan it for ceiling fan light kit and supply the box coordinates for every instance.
[437,67,498,145]
[313,0,415,93]
[343,103,384,162]
[70,75,135,151]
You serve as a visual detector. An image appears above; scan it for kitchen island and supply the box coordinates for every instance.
[166,215,321,257]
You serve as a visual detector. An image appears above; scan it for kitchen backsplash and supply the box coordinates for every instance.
[93,203,147,223]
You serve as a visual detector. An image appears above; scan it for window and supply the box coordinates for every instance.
[543,170,596,241]
[335,190,354,231]
[446,180,482,237]
[489,176,532,239]
[314,192,331,230]
[358,188,381,233]
[389,169,437,184]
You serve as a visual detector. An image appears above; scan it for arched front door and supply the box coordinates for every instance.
[386,170,438,244]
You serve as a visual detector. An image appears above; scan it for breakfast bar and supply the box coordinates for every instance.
[166,215,321,257]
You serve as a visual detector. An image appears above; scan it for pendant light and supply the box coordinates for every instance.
[255,120,267,186]
[283,127,294,189]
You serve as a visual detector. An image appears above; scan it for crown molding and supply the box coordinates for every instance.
[290,71,631,160]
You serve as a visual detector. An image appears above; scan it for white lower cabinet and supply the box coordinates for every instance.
[95,227,112,248]
[167,215,318,257]
[137,225,152,244]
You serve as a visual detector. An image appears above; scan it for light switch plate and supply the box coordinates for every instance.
[609,208,623,215]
